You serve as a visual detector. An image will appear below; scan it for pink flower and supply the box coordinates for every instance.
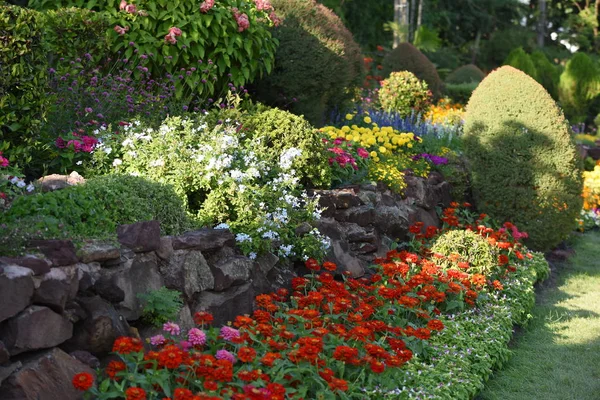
[164,33,177,44]
[231,8,250,32]
[67,140,82,153]
[0,152,9,168]
[169,27,182,37]
[357,148,369,159]
[119,0,127,10]
[188,328,207,346]
[150,335,166,346]
[333,138,344,145]
[55,137,66,149]
[269,11,282,26]
[81,136,98,153]
[200,0,215,13]
[254,0,273,11]
[163,322,180,336]
[114,25,129,35]
[180,340,192,351]
[215,349,236,363]
[220,326,240,341]
[124,4,136,14]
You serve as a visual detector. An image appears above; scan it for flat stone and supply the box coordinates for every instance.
[346,224,378,243]
[314,218,345,241]
[27,240,78,267]
[193,283,254,327]
[373,205,409,240]
[330,240,365,278]
[0,340,9,365]
[210,256,253,291]
[117,220,161,253]
[36,172,85,192]
[156,236,174,260]
[68,351,100,369]
[159,250,214,300]
[93,275,125,303]
[32,266,79,312]
[77,241,121,263]
[0,266,35,324]
[335,205,375,227]
[75,262,101,292]
[0,306,73,356]
[172,228,235,252]
[0,348,94,400]
[0,256,50,276]
[256,252,279,275]
[332,189,363,209]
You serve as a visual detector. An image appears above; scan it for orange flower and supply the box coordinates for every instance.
[106,360,126,380]
[125,387,147,400]
[237,347,257,363]
[72,372,94,391]
[322,261,337,271]
[173,388,195,400]
[498,254,509,265]
[492,280,504,290]
[112,337,143,354]
[328,377,348,392]
[427,319,444,331]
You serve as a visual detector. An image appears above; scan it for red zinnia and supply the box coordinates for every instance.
[173,388,194,400]
[305,258,321,271]
[72,372,94,391]
[125,387,147,400]
[106,360,126,380]
[237,347,257,363]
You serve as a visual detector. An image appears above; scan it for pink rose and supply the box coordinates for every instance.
[200,0,215,13]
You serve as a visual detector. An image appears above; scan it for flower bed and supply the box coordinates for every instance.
[72,205,549,399]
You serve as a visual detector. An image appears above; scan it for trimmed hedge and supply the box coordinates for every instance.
[382,42,444,99]
[378,71,432,117]
[254,0,363,126]
[464,66,583,251]
[0,5,49,170]
[503,47,537,80]
[445,64,485,84]
[445,82,479,105]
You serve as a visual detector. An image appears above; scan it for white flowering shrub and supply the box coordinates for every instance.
[106,114,330,261]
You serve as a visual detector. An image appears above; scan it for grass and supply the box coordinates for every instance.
[477,231,600,400]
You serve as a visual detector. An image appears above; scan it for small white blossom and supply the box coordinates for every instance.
[235,233,252,243]
[248,252,257,260]
[112,158,123,167]
[214,223,230,230]
[16,180,26,188]
[26,184,35,192]
[279,147,302,170]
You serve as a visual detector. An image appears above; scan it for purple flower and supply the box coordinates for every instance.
[188,328,207,346]
[150,335,166,346]
[220,326,240,341]
[216,349,236,363]
[163,322,181,336]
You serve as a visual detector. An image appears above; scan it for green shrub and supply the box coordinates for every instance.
[445,64,485,84]
[480,27,536,70]
[0,175,190,252]
[138,287,184,328]
[558,52,600,123]
[28,0,278,98]
[464,66,583,251]
[382,42,443,99]
[42,7,111,64]
[445,82,479,105]
[424,47,463,75]
[0,5,49,170]
[531,50,559,99]
[253,0,363,126]
[503,47,538,80]
[378,71,432,117]
[431,230,498,275]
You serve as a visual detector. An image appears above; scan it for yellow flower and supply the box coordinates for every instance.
[364,116,372,124]
[345,113,353,121]
[379,146,387,154]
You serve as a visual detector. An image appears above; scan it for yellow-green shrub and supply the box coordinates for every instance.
[558,52,600,123]
[378,71,432,117]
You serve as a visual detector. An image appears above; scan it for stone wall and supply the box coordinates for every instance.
[0,173,451,399]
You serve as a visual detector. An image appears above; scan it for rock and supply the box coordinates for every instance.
[330,240,365,278]
[77,241,120,264]
[295,222,313,236]
[352,243,378,254]
[117,220,161,253]
[193,283,254,326]
[335,205,375,227]
[93,275,125,303]
[159,250,214,300]
[404,176,428,208]
[32,266,79,312]
[63,296,130,354]
[27,240,78,267]
[0,340,9,365]
[69,351,100,369]
[172,229,235,253]
[0,306,73,355]
[314,191,336,218]
[314,218,345,241]
[331,189,363,209]
[373,205,409,240]
[0,362,20,387]
[36,171,85,192]
[346,225,377,243]
[0,348,94,400]
[63,301,87,325]
[408,207,439,230]
[0,266,35,324]
[211,256,253,291]
[156,236,174,261]
[256,253,279,275]
[0,256,50,276]
[75,262,101,292]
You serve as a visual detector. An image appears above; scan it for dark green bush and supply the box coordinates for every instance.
[378,71,432,117]
[464,66,583,251]
[253,0,363,126]
[382,42,443,99]
[503,47,537,80]
[530,50,559,99]
[424,47,463,75]
[445,82,479,105]
[431,230,498,275]
[445,64,486,84]
[42,7,111,64]
[0,175,190,252]
[480,27,535,70]
[0,5,49,170]
[558,52,600,123]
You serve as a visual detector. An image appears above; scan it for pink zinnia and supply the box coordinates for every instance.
[220,326,240,341]
[357,148,369,159]
[67,140,82,153]
[114,25,129,35]
[188,328,207,346]
[163,322,181,336]
[180,340,192,351]
[81,136,98,153]
[55,137,66,149]
[200,0,215,13]
[215,349,235,363]
[0,157,8,168]
[150,335,166,346]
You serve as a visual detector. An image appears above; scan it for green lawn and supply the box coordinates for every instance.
[478,231,600,400]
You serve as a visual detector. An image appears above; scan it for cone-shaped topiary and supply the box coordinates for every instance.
[531,50,559,99]
[252,0,363,126]
[378,71,432,117]
[382,42,443,99]
[464,66,582,251]
[503,47,538,80]
[445,64,486,84]
[558,52,600,123]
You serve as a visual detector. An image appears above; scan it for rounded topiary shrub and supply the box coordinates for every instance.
[431,230,497,275]
[445,64,486,84]
[464,66,583,251]
[558,52,600,123]
[378,71,432,117]
[531,50,559,99]
[382,42,443,99]
[503,47,537,80]
[253,0,363,126]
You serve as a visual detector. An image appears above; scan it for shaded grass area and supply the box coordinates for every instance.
[477,231,600,400]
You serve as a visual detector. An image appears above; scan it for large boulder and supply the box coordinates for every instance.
[32,266,79,313]
[117,220,161,253]
[193,283,255,326]
[159,250,214,300]
[172,229,235,252]
[0,266,35,324]
[0,256,50,276]
[210,256,253,291]
[77,241,120,264]
[27,240,78,267]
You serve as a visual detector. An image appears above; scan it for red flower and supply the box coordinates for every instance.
[498,254,509,265]
[237,347,257,363]
[72,372,94,391]
[112,337,143,354]
[322,261,337,271]
[333,345,358,363]
[305,258,321,271]
[125,387,147,400]
[194,311,214,325]
[328,377,348,392]
[370,360,385,373]
[427,319,444,331]
[106,360,126,380]
[173,388,194,400]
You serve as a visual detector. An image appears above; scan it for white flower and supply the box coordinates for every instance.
[26,184,35,192]
[248,252,257,260]
[112,158,123,167]
[16,180,26,188]
[149,159,165,167]
[103,146,112,155]
[214,223,230,230]
[279,147,302,170]
[130,171,140,177]
[279,244,293,257]
[236,233,252,243]
[262,231,279,240]
[122,138,134,148]
[76,161,83,165]
[127,150,137,158]
[10,177,19,184]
